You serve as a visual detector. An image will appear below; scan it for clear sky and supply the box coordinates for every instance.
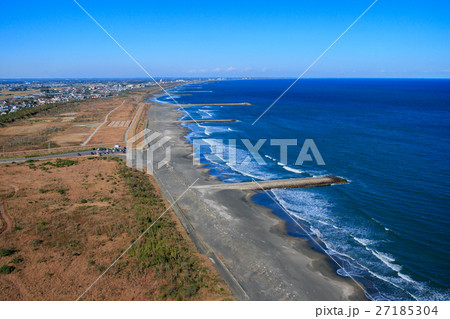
[0,0,449,79]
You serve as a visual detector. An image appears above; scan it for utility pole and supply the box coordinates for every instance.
[48,142,50,153]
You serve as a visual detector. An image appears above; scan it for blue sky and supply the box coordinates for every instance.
[0,0,449,78]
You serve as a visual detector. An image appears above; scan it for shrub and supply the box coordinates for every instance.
[56,189,67,195]
[119,164,215,300]
[30,239,43,247]
[0,265,15,274]
[11,256,24,264]
[54,158,77,168]
[0,248,17,257]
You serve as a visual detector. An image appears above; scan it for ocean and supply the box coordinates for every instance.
[155,79,450,301]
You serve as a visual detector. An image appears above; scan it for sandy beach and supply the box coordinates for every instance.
[143,91,367,301]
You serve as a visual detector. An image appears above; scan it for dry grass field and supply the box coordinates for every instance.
[86,98,138,145]
[0,90,42,101]
[0,87,159,153]
[0,157,232,300]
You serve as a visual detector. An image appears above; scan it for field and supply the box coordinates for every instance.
[0,87,159,154]
[0,157,232,300]
[85,98,138,145]
[0,89,42,101]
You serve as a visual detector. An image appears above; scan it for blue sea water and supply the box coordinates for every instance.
[156,79,450,300]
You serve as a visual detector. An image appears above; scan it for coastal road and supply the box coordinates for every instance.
[124,102,144,142]
[0,151,125,163]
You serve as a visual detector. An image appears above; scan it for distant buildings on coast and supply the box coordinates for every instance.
[0,79,188,115]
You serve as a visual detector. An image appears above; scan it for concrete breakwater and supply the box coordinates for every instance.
[194,175,348,191]
[177,119,237,123]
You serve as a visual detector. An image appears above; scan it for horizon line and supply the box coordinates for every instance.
[1,76,450,81]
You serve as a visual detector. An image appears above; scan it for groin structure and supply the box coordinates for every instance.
[194,175,348,191]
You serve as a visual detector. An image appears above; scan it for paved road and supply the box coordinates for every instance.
[124,102,144,142]
[0,151,126,163]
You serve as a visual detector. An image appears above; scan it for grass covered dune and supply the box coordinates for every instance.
[0,156,232,300]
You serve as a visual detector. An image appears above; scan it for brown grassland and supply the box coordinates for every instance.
[0,87,161,153]
[0,90,42,101]
[0,157,232,300]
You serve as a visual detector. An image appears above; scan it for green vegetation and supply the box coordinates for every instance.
[38,220,48,232]
[0,100,79,126]
[0,103,57,124]
[37,159,78,171]
[0,265,15,274]
[80,198,88,204]
[56,189,67,195]
[54,158,78,167]
[30,239,43,247]
[119,164,218,300]
[27,158,82,171]
[11,256,24,264]
[0,248,17,257]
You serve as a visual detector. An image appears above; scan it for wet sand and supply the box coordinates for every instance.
[144,94,367,301]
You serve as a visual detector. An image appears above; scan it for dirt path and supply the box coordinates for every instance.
[0,185,18,235]
[82,99,127,146]
[0,201,11,235]
[0,185,30,300]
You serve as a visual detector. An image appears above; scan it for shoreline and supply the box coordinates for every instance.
[144,88,367,300]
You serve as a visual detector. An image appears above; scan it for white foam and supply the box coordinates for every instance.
[372,250,402,272]
[398,272,415,283]
[267,187,432,300]
[197,139,279,180]
[282,165,304,174]
[354,237,375,247]
[152,95,181,104]
[318,220,331,226]
[364,268,420,301]
[151,97,172,104]
[273,159,305,174]
[198,109,213,119]
[204,126,233,135]
[183,116,448,301]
